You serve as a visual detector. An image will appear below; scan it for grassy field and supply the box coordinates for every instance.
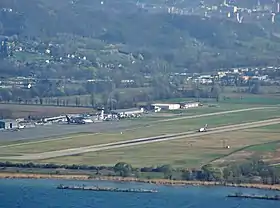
[159,91,280,106]
[0,104,93,118]
[1,98,280,169]
[1,107,280,156]
[40,128,280,168]
[220,93,280,105]
[211,140,280,167]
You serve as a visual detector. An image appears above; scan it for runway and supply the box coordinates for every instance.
[0,106,275,142]
[0,120,136,142]
[3,117,280,161]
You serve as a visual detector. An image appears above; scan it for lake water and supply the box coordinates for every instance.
[0,179,279,208]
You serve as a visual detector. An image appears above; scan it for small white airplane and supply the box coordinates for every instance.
[198,124,208,132]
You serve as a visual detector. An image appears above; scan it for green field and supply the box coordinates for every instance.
[220,93,280,105]
[1,100,280,169]
[40,128,280,168]
[158,93,280,106]
[246,141,280,152]
[1,106,280,159]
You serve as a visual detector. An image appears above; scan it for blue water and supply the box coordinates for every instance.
[0,179,279,208]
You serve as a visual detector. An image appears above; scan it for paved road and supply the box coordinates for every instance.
[3,117,280,160]
[0,106,276,142]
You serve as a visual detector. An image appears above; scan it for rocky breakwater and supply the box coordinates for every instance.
[57,184,158,193]
[228,192,280,201]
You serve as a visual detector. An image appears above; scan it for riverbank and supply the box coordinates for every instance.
[0,172,280,191]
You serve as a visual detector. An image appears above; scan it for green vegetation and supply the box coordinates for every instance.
[1,1,280,113]
[1,107,279,155]
[1,158,280,185]
[1,0,280,186]
[37,128,280,168]
[258,124,280,130]
[246,142,280,152]
[220,94,280,105]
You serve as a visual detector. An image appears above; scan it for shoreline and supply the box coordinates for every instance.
[0,172,280,191]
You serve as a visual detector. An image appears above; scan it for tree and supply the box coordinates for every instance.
[158,164,173,179]
[192,83,201,102]
[250,80,261,94]
[211,83,221,102]
[75,96,80,106]
[201,164,215,181]
[223,167,231,181]
[114,162,132,177]
[182,170,194,180]
[90,93,95,108]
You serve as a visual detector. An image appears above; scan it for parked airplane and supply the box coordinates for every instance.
[198,124,208,132]
[65,115,93,124]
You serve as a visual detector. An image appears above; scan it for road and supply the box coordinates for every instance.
[0,106,276,142]
[2,117,280,161]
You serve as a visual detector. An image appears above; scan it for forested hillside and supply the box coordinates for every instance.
[1,0,280,76]
[0,0,280,106]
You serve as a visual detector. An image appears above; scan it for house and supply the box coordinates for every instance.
[151,103,181,111]
[180,102,200,109]
[0,119,19,130]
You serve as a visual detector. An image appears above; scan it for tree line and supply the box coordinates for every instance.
[1,159,280,185]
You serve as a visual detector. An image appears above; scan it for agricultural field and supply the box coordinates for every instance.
[0,104,92,118]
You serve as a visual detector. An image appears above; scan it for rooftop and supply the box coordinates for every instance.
[0,119,17,123]
[111,108,142,113]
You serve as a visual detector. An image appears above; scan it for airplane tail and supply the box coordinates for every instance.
[66,115,71,123]
[205,124,208,129]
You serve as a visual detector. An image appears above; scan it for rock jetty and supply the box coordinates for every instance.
[228,192,280,201]
[57,184,158,193]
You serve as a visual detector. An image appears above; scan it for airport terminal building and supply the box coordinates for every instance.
[0,119,19,130]
[111,108,144,118]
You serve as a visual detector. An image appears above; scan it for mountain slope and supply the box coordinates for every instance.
[0,0,280,78]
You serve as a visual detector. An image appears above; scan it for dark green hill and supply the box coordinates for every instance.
[0,0,280,78]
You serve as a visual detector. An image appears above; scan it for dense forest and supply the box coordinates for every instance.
[1,0,280,108]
